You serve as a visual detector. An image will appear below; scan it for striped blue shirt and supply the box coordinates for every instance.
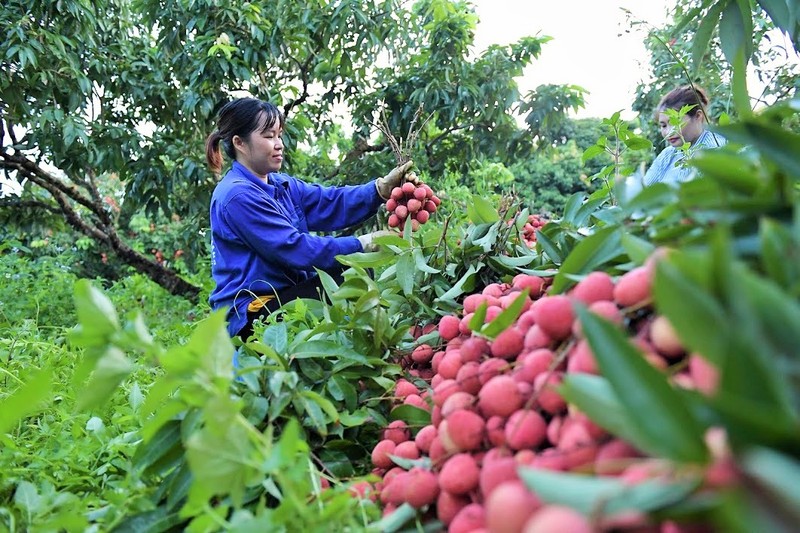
[643,129,727,187]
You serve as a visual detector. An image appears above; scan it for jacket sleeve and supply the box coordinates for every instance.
[291,178,383,232]
[222,190,362,271]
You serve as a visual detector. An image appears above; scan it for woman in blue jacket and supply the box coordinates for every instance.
[206,97,413,339]
[642,85,726,188]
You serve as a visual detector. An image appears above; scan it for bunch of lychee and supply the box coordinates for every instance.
[358,255,727,532]
[520,214,547,247]
[386,176,441,232]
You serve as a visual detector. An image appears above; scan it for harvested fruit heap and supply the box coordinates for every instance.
[364,256,725,532]
[385,175,441,232]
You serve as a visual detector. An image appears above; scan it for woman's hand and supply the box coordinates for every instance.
[376,160,418,199]
[357,230,397,252]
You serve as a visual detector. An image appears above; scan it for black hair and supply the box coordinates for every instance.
[205,98,285,174]
[656,85,709,119]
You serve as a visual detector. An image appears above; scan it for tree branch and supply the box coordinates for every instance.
[425,121,488,152]
[325,139,387,180]
[83,166,114,228]
[283,48,319,117]
[0,151,99,215]
[0,197,61,215]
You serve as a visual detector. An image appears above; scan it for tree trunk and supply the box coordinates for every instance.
[1,151,202,301]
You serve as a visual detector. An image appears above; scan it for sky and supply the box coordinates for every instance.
[470,0,673,119]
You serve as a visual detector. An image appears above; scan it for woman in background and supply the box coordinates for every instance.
[642,84,726,187]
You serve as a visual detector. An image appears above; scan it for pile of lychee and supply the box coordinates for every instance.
[357,256,726,532]
[385,176,441,232]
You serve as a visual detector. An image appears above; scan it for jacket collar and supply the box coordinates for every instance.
[231,161,289,193]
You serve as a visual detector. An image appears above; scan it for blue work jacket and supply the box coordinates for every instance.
[209,161,382,336]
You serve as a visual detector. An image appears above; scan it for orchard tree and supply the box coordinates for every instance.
[1,0,584,298]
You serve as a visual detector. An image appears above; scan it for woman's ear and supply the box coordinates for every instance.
[232,134,247,155]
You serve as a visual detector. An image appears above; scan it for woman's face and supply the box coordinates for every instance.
[234,114,284,178]
[657,111,705,147]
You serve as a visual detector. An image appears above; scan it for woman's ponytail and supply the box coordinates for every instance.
[205,130,223,175]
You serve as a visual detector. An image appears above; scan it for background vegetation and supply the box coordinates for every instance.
[1,0,799,532]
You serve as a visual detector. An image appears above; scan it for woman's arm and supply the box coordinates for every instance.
[224,189,362,271]
[291,177,383,232]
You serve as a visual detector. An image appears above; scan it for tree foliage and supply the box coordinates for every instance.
[1,0,584,296]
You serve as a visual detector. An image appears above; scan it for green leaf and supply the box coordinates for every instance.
[318,448,355,478]
[653,258,729,366]
[133,420,182,474]
[757,0,795,46]
[692,2,726,73]
[691,150,760,195]
[559,374,655,454]
[165,461,193,512]
[186,406,261,507]
[535,229,563,264]
[337,249,396,268]
[329,375,357,411]
[622,136,652,151]
[572,196,609,227]
[472,222,501,252]
[710,272,798,437]
[719,121,800,179]
[354,288,381,315]
[515,207,531,230]
[396,252,415,296]
[179,311,235,384]
[719,0,746,64]
[13,481,41,515]
[467,194,500,224]
[469,301,489,331]
[263,323,289,354]
[480,288,530,339]
[581,144,605,163]
[290,340,369,365]
[741,446,800,524]
[561,192,589,224]
[76,346,134,411]
[389,404,431,427]
[551,226,623,293]
[737,263,800,367]
[297,394,329,436]
[367,502,418,533]
[297,358,325,382]
[299,389,340,424]
[112,507,184,533]
[518,468,698,516]
[0,368,53,434]
[578,307,709,462]
[620,232,655,265]
[625,182,675,210]
[71,279,120,345]
[338,408,370,427]
[673,1,714,35]
[436,264,479,304]
[412,248,440,274]
[760,218,798,289]
[317,269,341,299]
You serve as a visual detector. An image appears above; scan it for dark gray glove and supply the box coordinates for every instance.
[376,160,417,199]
